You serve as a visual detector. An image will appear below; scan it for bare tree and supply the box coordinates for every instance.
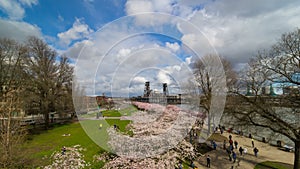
[24,37,73,128]
[226,28,300,169]
[193,54,236,136]
[0,38,28,168]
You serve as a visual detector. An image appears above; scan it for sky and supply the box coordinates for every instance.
[1,0,300,97]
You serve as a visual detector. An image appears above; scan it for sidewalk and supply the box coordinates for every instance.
[194,132,294,169]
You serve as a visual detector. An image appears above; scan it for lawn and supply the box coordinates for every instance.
[102,110,121,117]
[22,122,105,168]
[22,119,132,168]
[118,105,138,116]
[255,161,293,169]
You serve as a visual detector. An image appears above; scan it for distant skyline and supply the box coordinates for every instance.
[1,0,300,96]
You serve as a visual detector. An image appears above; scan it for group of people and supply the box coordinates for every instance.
[178,130,262,168]
[207,133,260,168]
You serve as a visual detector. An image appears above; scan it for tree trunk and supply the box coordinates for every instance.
[207,113,211,137]
[294,140,300,169]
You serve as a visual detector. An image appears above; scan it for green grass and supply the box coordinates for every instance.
[102,110,121,117]
[22,122,105,168]
[79,111,97,118]
[105,119,133,136]
[255,161,293,169]
[22,119,132,168]
[119,105,138,116]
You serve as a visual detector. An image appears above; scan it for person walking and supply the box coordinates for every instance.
[251,138,255,147]
[226,148,232,161]
[243,147,248,155]
[61,146,66,155]
[178,161,183,169]
[229,139,233,146]
[253,147,259,157]
[223,140,226,150]
[213,141,217,150]
[234,140,238,149]
[190,161,195,169]
[239,146,243,156]
[206,155,211,168]
[232,151,237,163]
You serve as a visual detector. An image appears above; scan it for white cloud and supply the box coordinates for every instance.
[0,0,38,20]
[0,18,42,42]
[178,0,300,64]
[125,0,201,19]
[117,48,131,60]
[0,0,25,20]
[166,42,180,52]
[71,0,300,97]
[19,0,38,7]
[57,18,94,47]
[126,0,153,14]
[125,0,201,26]
[132,76,147,84]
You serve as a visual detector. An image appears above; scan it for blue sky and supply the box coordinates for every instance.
[1,0,300,96]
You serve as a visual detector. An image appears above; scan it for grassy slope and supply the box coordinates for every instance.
[23,119,131,168]
[23,122,104,167]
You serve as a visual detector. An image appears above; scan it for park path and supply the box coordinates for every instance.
[194,132,294,169]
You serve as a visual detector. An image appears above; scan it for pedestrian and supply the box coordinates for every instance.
[190,161,195,169]
[223,140,226,150]
[243,147,248,155]
[178,161,182,169]
[210,140,214,147]
[61,146,66,155]
[253,147,259,157]
[213,141,217,150]
[229,139,233,146]
[220,127,224,134]
[206,155,211,168]
[226,148,232,161]
[229,144,234,151]
[251,138,255,147]
[239,146,243,156]
[229,134,232,140]
[232,151,237,163]
[234,140,238,149]
[249,133,252,138]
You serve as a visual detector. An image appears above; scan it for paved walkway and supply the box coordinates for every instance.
[194,132,294,169]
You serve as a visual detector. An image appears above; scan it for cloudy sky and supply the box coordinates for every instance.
[1,0,300,97]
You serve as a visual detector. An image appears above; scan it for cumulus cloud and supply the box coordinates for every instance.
[180,0,300,65]
[125,0,203,19]
[0,18,42,42]
[0,0,38,20]
[57,18,94,47]
[125,0,202,26]
[124,0,300,67]
[0,0,25,20]
[166,42,180,52]
[132,76,147,83]
[70,0,300,96]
